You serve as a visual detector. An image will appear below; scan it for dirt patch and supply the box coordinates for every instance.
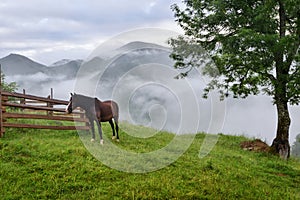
[240,139,270,153]
[276,173,287,177]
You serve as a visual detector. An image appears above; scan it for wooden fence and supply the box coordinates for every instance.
[0,91,90,137]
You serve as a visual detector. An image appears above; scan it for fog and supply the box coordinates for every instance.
[6,72,75,100]
[3,30,299,145]
[6,58,300,145]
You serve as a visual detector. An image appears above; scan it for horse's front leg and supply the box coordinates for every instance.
[96,119,103,145]
[89,119,96,142]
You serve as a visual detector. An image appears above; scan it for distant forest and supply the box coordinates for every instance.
[292,134,300,158]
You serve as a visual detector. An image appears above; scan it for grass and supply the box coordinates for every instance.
[0,122,300,199]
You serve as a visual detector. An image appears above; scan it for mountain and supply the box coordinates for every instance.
[50,59,73,67]
[0,53,84,100]
[88,41,170,60]
[0,42,168,78]
[0,42,172,100]
[0,54,48,76]
[0,54,83,79]
[117,41,169,52]
[48,60,83,79]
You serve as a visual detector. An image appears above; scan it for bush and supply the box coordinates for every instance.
[1,71,18,92]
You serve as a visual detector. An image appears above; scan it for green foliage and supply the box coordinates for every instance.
[1,71,18,93]
[0,125,300,199]
[169,0,300,104]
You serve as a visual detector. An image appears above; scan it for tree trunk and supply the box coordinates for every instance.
[270,1,291,160]
[271,100,291,160]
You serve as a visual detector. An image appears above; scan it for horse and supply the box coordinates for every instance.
[66,93,119,145]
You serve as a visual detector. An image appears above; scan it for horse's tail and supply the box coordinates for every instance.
[112,101,119,124]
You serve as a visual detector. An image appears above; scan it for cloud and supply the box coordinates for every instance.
[0,0,182,64]
[0,0,179,40]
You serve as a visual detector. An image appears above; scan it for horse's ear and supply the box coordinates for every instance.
[70,93,73,96]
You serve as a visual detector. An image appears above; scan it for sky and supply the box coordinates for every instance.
[0,0,183,65]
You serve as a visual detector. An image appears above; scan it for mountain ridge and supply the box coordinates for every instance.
[0,41,169,77]
[0,53,83,78]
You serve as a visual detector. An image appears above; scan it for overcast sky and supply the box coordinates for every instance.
[0,0,183,65]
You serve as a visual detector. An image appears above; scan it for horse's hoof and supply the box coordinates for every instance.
[112,136,116,140]
[100,140,104,145]
[116,139,120,143]
[91,138,95,142]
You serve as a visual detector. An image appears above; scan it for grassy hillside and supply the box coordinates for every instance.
[0,123,299,199]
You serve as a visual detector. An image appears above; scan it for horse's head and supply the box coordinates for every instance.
[66,93,76,113]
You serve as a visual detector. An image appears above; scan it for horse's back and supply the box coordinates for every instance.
[99,100,119,121]
[103,100,118,111]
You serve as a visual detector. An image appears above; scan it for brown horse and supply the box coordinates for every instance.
[66,93,119,144]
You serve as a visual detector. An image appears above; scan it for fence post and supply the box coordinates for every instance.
[21,89,25,104]
[2,96,8,124]
[47,95,53,116]
[0,64,3,137]
[19,89,26,111]
[50,88,53,99]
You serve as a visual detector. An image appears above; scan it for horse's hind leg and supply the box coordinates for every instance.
[109,120,116,140]
[115,118,119,142]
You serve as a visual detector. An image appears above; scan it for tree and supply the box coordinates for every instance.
[169,0,300,159]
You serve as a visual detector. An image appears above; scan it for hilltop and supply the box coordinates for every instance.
[0,123,299,199]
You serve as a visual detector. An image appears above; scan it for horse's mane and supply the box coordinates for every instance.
[74,94,95,101]
[73,94,99,109]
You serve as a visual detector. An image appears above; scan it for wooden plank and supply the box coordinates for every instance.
[54,110,85,115]
[0,89,92,133]
[3,123,90,130]
[3,102,66,112]
[3,113,89,123]
[24,100,47,104]
[1,91,68,105]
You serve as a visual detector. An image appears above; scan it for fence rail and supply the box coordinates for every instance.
[0,90,90,137]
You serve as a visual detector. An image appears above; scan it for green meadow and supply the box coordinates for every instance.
[0,122,299,199]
